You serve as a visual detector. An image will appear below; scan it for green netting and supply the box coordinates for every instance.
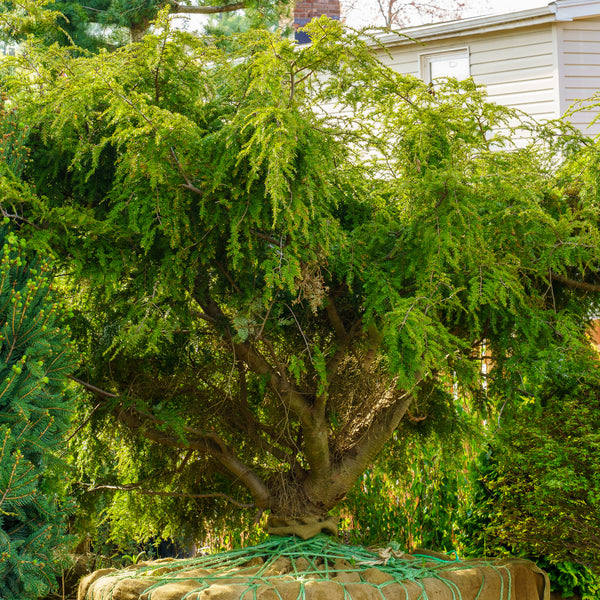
[82,535,523,600]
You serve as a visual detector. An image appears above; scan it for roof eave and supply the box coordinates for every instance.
[551,0,600,20]
[374,6,559,47]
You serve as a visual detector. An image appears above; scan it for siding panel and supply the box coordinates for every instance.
[558,18,600,132]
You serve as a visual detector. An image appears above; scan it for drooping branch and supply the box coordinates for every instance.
[77,386,270,508]
[114,404,272,509]
[233,336,332,487]
[69,372,273,507]
[230,366,296,463]
[320,296,361,423]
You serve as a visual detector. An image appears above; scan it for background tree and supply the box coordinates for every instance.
[0,0,291,50]
[341,0,489,28]
[202,8,283,48]
[2,10,600,547]
[464,354,600,567]
[372,0,465,27]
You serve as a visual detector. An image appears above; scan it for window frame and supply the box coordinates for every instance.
[419,47,471,84]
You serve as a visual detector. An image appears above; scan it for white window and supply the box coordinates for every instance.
[420,48,470,83]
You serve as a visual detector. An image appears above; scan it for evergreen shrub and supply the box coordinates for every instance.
[458,355,600,597]
[0,226,75,599]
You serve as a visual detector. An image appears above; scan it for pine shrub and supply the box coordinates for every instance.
[0,226,75,599]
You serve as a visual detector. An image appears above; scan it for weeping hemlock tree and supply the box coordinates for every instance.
[2,12,600,541]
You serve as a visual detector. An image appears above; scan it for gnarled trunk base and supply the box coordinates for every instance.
[266,514,338,539]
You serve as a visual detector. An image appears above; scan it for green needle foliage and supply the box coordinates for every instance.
[0,226,76,599]
[2,7,600,547]
[460,352,600,574]
[5,0,293,51]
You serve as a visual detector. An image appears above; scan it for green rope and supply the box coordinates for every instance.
[86,536,515,600]
[410,553,461,563]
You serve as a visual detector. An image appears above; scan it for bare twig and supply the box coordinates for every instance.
[250,230,286,247]
[64,402,103,444]
[285,303,312,359]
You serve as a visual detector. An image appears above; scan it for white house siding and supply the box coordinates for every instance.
[469,27,557,123]
[557,17,600,135]
[377,46,420,78]
[379,24,558,131]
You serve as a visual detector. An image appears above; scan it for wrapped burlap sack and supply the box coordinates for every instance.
[78,537,549,600]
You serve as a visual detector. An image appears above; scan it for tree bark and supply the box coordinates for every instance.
[130,20,150,43]
[170,1,246,15]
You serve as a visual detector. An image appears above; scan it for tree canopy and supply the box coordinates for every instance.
[2,8,600,543]
[0,0,290,49]
[349,0,467,28]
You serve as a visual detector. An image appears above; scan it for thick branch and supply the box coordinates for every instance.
[198,294,332,489]
[325,319,362,379]
[363,323,383,369]
[329,389,414,502]
[232,338,332,487]
[232,367,296,463]
[550,271,600,292]
[70,376,270,508]
[199,296,312,421]
[320,298,361,424]
[171,1,245,15]
[325,295,347,341]
[115,405,271,509]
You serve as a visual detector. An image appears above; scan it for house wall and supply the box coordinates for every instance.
[471,27,557,123]
[379,24,559,129]
[557,17,600,135]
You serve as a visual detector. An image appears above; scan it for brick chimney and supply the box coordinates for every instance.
[294,0,341,44]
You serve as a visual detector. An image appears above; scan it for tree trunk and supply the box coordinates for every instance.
[130,20,150,43]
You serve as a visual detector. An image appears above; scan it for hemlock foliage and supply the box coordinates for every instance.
[2,5,600,558]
